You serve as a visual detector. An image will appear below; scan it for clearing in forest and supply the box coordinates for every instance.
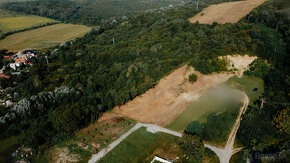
[189,0,266,24]
[0,24,91,52]
[106,55,256,127]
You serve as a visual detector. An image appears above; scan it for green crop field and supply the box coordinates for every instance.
[0,23,91,52]
[99,127,182,163]
[0,10,56,34]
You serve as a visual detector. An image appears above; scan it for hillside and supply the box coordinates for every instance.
[0,0,289,162]
[1,0,193,26]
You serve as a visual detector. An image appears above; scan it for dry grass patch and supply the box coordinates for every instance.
[189,0,266,24]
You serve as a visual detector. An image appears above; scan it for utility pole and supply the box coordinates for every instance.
[196,0,199,10]
[113,37,115,45]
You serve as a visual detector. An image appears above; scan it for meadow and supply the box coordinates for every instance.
[224,75,264,105]
[167,75,264,146]
[99,127,183,163]
[0,24,91,52]
[0,10,56,35]
[167,86,242,132]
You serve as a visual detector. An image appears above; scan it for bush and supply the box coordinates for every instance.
[184,121,204,137]
[189,74,198,83]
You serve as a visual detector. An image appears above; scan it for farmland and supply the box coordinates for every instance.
[0,23,91,52]
[0,10,56,35]
[189,0,266,24]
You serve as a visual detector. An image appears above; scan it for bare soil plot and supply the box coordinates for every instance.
[107,55,256,127]
[112,65,233,127]
[189,0,266,24]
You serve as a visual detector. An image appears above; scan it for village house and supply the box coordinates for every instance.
[15,49,35,60]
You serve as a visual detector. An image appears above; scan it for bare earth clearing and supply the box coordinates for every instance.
[102,55,256,127]
[189,0,266,24]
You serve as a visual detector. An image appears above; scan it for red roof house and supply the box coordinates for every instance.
[0,74,10,79]
[15,58,26,63]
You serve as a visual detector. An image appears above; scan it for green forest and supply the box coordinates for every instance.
[0,0,289,162]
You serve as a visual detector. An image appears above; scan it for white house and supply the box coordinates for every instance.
[9,62,22,70]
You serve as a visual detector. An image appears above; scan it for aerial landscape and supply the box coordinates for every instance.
[0,0,289,163]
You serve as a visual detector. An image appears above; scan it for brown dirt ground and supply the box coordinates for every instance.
[50,147,79,163]
[101,55,256,127]
[189,0,267,24]
[111,65,233,127]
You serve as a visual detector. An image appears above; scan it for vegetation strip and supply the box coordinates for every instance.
[89,123,182,163]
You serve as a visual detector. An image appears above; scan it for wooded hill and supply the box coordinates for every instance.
[1,0,228,26]
[0,0,289,161]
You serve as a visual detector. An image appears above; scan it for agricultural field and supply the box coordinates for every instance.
[0,23,91,52]
[99,127,183,163]
[189,0,266,24]
[0,10,56,35]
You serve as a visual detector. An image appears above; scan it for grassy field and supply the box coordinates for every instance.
[224,75,264,104]
[167,86,242,132]
[99,127,183,163]
[0,23,91,52]
[0,10,56,34]
[168,75,264,132]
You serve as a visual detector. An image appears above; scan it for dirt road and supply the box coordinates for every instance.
[189,0,266,24]
[204,91,249,163]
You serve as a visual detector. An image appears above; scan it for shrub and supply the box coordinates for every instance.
[185,121,204,137]
[189,74,198,83]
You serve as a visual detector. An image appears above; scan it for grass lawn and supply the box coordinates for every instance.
[0,137,18,163]
[0,23,91,52]
[99,127,182,163]
[224,75,264,105]
[167,75,263,147]
[167,86,242,132]
[0,10,56,34]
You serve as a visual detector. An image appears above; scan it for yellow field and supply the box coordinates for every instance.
[0,10,56,34]
[0,24,91,52]
[189,0,266,24]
